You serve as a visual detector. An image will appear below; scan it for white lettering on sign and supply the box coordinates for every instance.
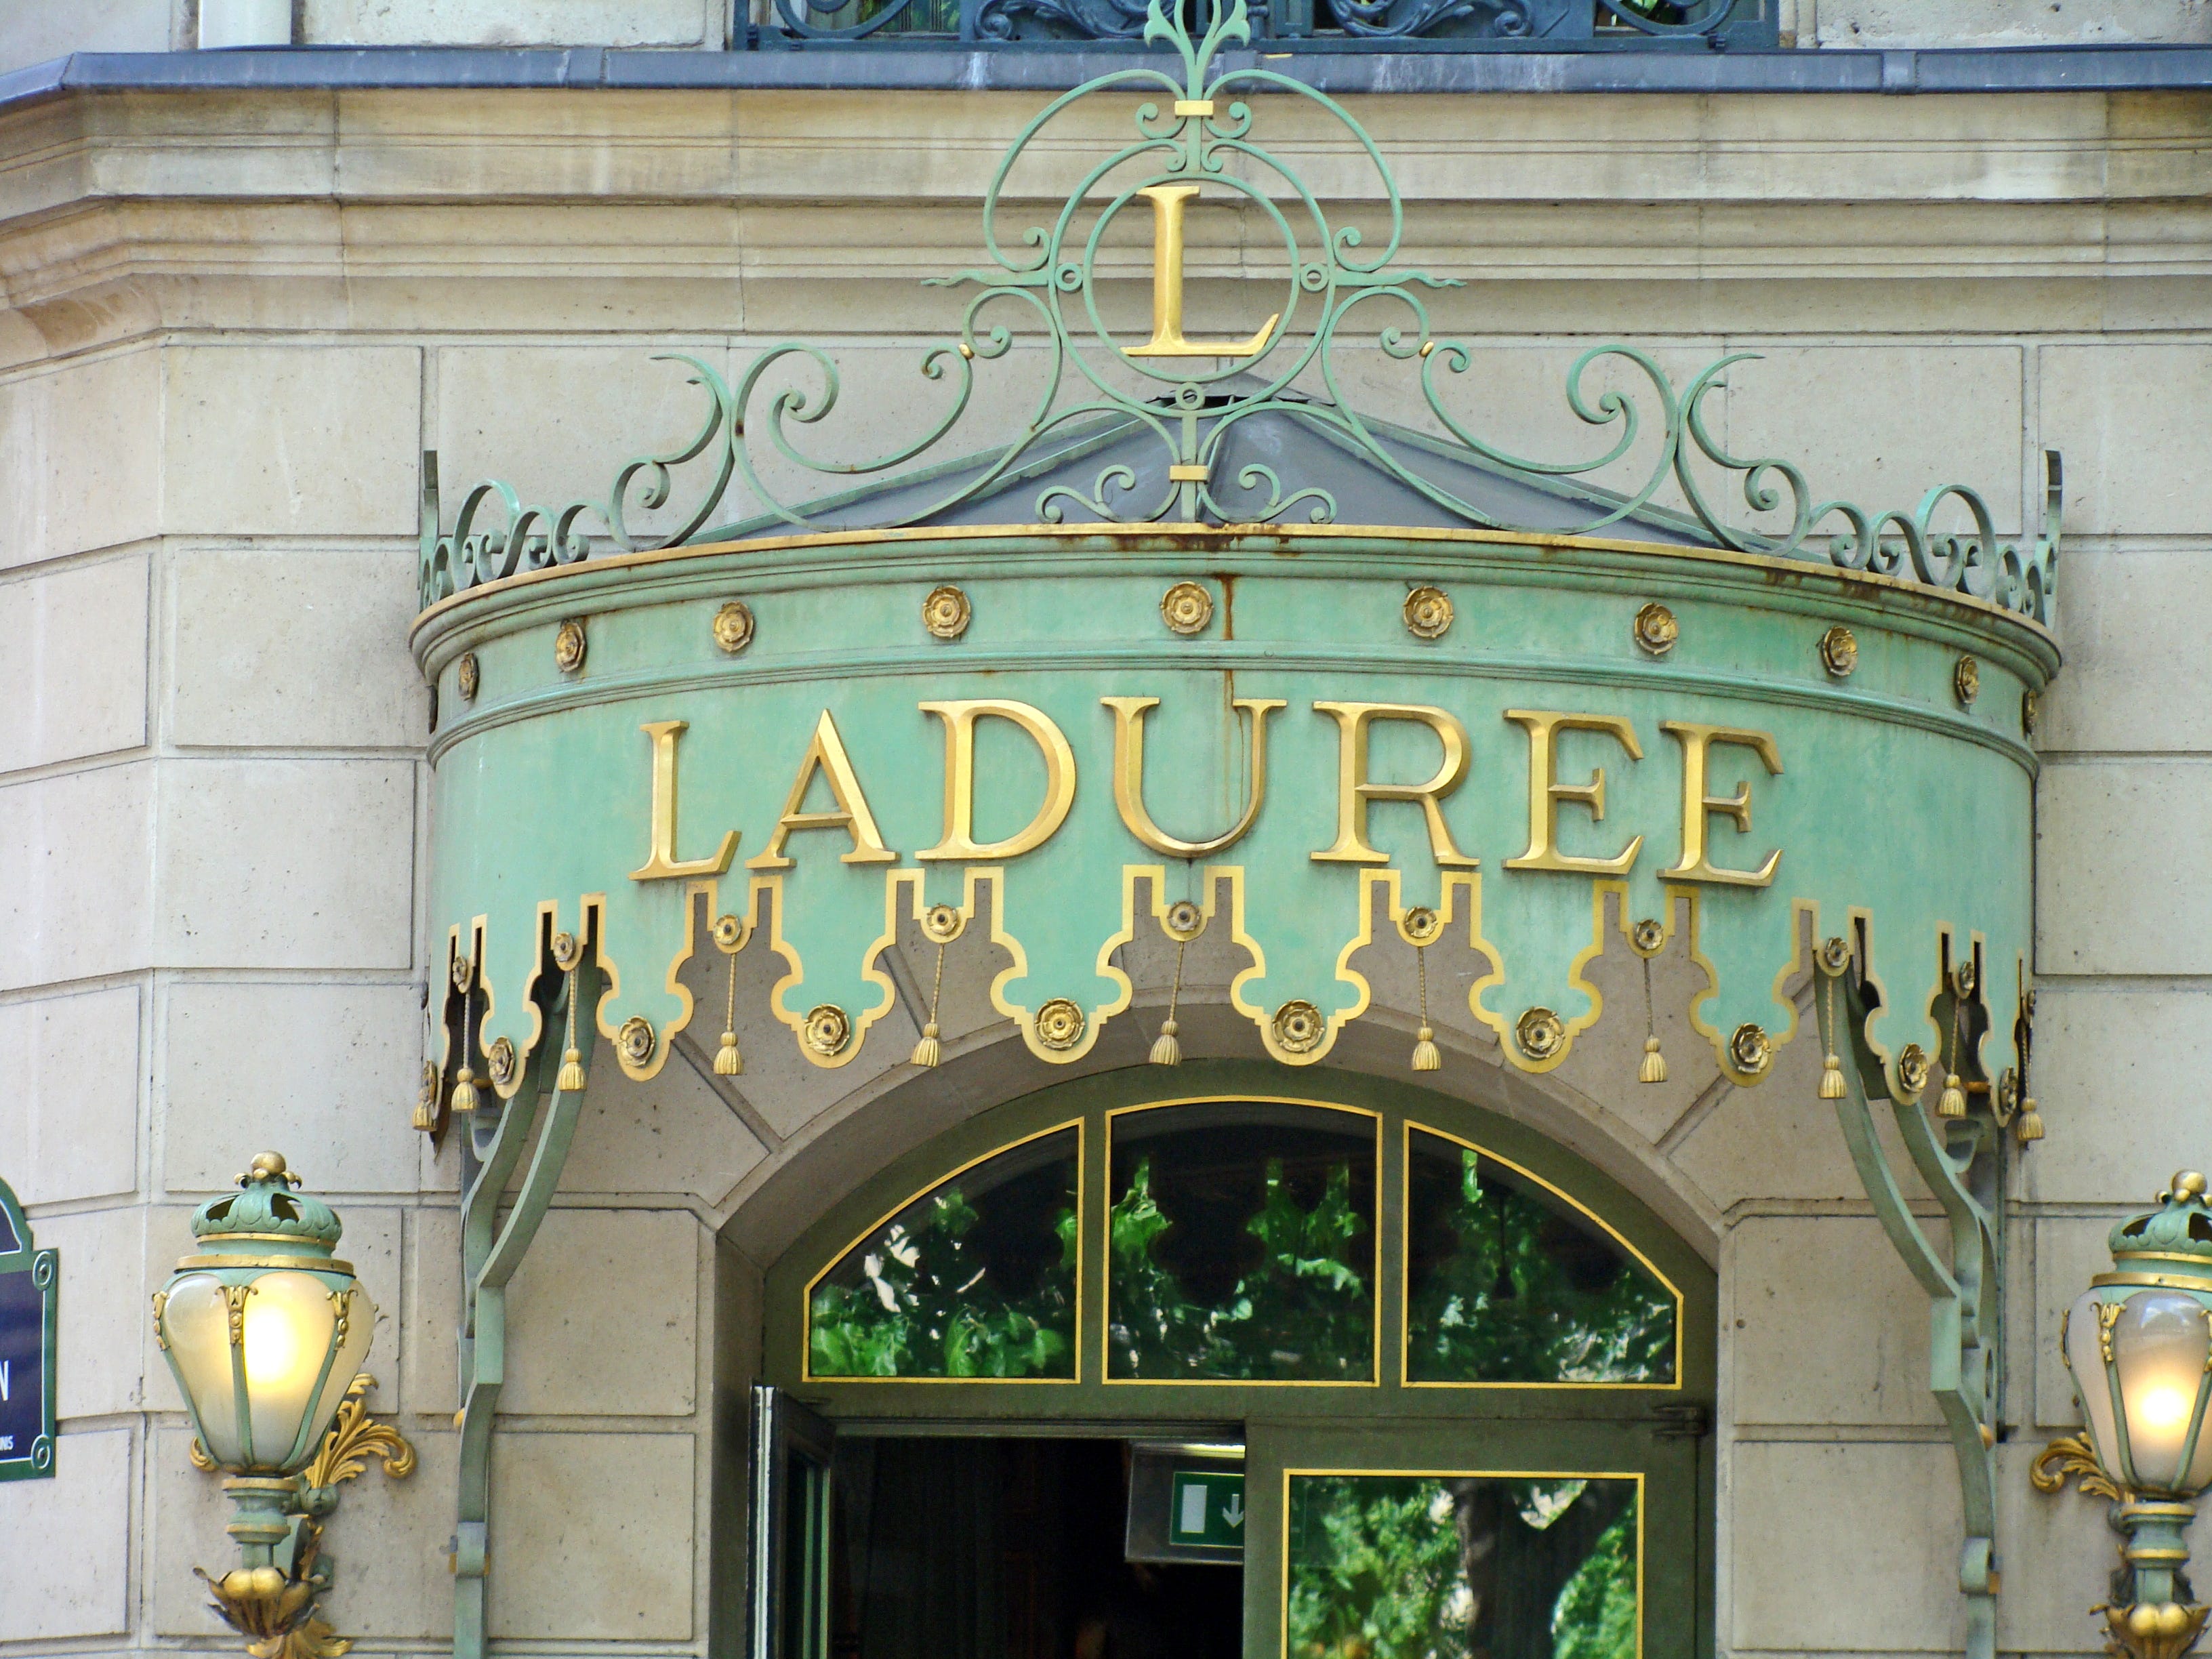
[1,1357,9,1401]
[0,1437,12,1452]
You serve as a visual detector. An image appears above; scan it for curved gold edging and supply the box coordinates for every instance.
[412,520,2060,657]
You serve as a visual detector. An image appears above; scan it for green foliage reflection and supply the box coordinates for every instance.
[808,1142,1078,1378]
[1287,1474,1637,1659]
[1406,1141,1674,1385]
[1109,1153,1372,1380]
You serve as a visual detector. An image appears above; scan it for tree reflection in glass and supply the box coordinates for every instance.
[808,1126,1078,1378]
[1108,1103,1376,1381]
[1406,1130,1675,1385]
[1287,1473,1637,1659]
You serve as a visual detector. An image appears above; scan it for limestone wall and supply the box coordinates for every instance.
[1,73,2210,1659]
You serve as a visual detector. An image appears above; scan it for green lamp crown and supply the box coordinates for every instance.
[190,1151,342,1250]
[2108,1171,2212,1284]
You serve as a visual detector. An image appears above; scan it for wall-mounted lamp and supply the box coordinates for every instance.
[152,1153,415,1659]
[2036,1172,2212,1659]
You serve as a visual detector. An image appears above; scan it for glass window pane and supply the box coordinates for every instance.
[1406,1129,1675,1385]
[808,1126,1079,1379]
[1286,1473,1638,1659]
[1108,1102,1376,1382]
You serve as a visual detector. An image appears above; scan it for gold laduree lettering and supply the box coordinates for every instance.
[629,720,739,882]
[1311,701,1479,867]
[1103,695,1285,859]
[745,710,897,869]
[1502,710,1644,876]
[1660,720,1783,886]
[919,699,1077,861]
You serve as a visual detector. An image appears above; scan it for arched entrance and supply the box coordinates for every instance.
[754,1061,1716,1659]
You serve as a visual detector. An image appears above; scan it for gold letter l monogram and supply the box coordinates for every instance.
[1124,185,1279,359]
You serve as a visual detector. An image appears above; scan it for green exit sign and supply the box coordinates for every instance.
[1168,1469,1245,1548]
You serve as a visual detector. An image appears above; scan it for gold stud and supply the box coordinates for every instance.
[1954,655,1980,705]
[616,1015,656,1068]
[1818,626,1858,678]
[922,585,971,640]
[1403,586,1453,640]
[712,601,755,655]
[1160,581,1214,636]
[455,652,480,702]
[804,1004,851,1057]
[1729,1023,1773,1078]
[2022,689,2039,736]
[1633,602,1679,657]
[1515,1007,1565,1063]
[1896,1043,1931,1094]
[1273,1000,1324,1054]
[554,618,587,674]
[1035,998,1086,1052]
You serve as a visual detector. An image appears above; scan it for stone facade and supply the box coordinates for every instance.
[3,5,2212,1659]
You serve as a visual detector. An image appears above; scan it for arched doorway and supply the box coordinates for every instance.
[754,1061,1716,1659]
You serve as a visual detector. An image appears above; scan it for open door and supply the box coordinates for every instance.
[750,1384,836,1659]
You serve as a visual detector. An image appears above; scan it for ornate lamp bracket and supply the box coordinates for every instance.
[1815,931,2007,1659]
[452,935,600,1659]
[193,1376,417,1659]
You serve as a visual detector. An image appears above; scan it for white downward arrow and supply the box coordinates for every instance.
[1223,1492,1244,1528]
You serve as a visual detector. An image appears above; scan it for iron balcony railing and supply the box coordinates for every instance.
[745,0,1772,49]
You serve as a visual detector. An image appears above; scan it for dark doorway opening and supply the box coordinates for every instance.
[828,1437,1244,1659]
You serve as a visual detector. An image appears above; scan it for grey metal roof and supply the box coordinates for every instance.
[701,387,1720,546]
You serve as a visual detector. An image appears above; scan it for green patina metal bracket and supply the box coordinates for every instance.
[452,936,602,1659]
[1817,930,2011,1659]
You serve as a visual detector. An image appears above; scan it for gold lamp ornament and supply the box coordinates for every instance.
[2038,1171,2212,1659]
[153,1154,414,1659]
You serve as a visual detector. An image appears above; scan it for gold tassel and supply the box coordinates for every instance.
[2016,1097,2045,1143]
[555,971,586,1093]
[1637,956,1664,1084]
[911,937,947,1068]
[1816,972,1846,1100]
[411,1066,438,1132]
[1152,936,1187,1067]
[1934,993,1968,1118]
[1412,1024,1441,1072]
[713,949,742,1075]
[1410,943,1441,1073]
[451,1063,479,1115]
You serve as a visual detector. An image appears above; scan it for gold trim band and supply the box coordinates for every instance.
[178,1254,356,1274]
[2092,1271,2212,1290]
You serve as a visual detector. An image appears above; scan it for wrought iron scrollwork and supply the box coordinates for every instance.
[422,0,2057,632]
